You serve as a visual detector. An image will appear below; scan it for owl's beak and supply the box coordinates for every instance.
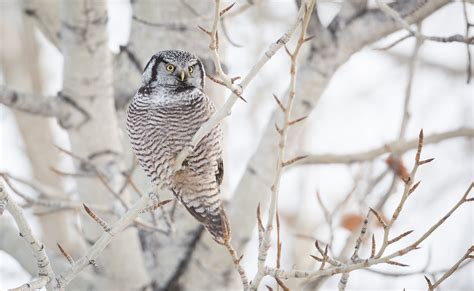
[180,70,186,82]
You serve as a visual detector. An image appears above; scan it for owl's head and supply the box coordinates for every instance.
[140,50,205,94]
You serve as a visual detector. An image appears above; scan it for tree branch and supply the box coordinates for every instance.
[265,183,473,280]
[0,179,56,290]
[56,194,151,288]
[172,0,313,172]
[250,2,315,289]
[295,127,473,165]
[0,85,89,128]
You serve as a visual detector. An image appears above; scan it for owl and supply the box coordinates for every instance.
[126,50,230,244]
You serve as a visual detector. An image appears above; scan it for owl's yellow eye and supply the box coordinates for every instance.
[166,64,175,72]
[188,66,194,74]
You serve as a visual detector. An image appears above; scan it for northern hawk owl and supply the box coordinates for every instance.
[126,50,229,244]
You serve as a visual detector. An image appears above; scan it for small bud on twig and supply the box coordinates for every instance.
[57,243,74,265]
[288,115,308,126]
[272,94,286,112]
[257,203,264,233]
[369,207,387,229]
[319,244,329,270]
[388,230,414,245]
[370,234,376,258]
[303,35,316,43]
[416,129,424,163]
[83,204,111,232]
[310,255,323,262]
[140,199,172,213]
[282,155,308,167]
[219,2,235,17]
[408,181,421,195]
[424,275,434,290]
[231,76,241,83]
[274,123,283,135]
[198,25,212,36]
[386,260,409,267]
[419,158,435,165]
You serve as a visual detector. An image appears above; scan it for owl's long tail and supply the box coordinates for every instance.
[173,188,231,244]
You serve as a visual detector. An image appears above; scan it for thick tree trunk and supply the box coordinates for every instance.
[59,1,150,289]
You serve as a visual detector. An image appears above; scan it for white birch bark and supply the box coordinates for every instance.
[113,2,232,288]
[0,1,86,257]
[59,1,149,289]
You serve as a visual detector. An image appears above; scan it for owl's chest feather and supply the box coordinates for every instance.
[127,94,221,184]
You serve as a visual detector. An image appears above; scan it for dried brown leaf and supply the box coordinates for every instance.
[341,213,364,231]
[386,155,410,181]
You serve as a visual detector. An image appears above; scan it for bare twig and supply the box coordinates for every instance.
[429,247,474,289]
[376,0,474,45]
[56,194,151,288]
[374,129,428,258]
[295,127,473,165]
[172,0,315,172]
[223,240,250,290]
[57,243,75,265]
[83,203,111,232]
[250,2,315,289]
[0,179,56,290]
[462,0,473,83]
[264,183,473,280]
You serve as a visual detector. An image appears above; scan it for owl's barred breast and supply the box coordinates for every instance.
[126,90,222,190]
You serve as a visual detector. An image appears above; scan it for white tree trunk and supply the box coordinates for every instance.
[59,1,149,289]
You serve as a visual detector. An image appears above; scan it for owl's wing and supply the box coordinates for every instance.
[216,158,224,186]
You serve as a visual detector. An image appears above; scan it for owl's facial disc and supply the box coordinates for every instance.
[140,50,206,95]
